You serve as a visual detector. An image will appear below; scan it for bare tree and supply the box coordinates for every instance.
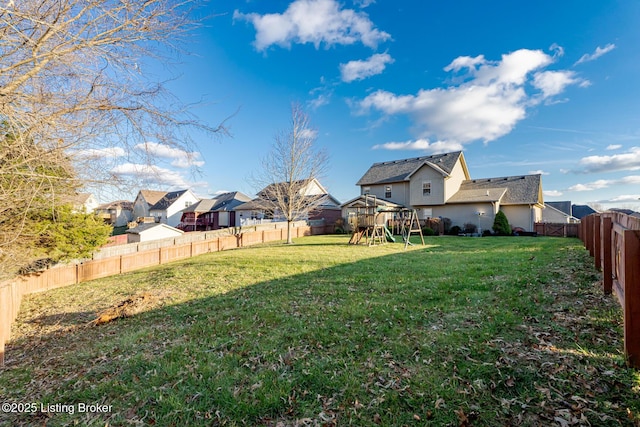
[0,0,226,277]
[252,103,329,244]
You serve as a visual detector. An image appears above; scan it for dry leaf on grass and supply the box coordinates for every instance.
[90,293,157,326]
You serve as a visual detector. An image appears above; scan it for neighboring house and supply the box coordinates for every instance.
[543,201,579,223]
[235,178,341,225]
[67,193,99,213]
[180,191,253,231]
[355,151,544,232]
[95,200,134,227]
[572,204,598,220]
[132,190,168,219]
[126,223,184,243]
[148,189,199,227]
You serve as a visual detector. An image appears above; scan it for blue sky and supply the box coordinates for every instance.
[112,0,640,210]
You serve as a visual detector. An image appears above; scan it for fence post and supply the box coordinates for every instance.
[601,216,612,295]
[622,229,640,368]
[587,215,595,257]
[594,215,602,270]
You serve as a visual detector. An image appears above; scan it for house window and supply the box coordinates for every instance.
[185,201,192,208]
[385,185,392,199]
[423,181,431,196]
[363,187,370,195]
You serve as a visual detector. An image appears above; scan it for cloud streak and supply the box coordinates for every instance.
[576,147,640,173]
[372,138,462,153]
[568,175,640,192]
[575,43,616,65]
[340,53,394,82]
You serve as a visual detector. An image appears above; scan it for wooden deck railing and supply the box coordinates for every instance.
[580,212,640,368]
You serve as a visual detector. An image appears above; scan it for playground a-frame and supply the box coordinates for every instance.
[347,195,425,249]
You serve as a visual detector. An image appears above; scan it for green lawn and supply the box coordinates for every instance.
[1,235,639,426]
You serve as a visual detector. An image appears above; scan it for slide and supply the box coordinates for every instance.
[384,226,396,242]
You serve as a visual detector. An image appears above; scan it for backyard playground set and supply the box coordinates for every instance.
[347,195,425,249]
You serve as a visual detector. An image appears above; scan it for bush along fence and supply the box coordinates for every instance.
[579,212,640,368]
[0,222,329,366]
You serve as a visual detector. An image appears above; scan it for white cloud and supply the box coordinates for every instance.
[135,142,204,168]
[359,49,586,147]
[372,138,463,153]
[234,0,390,51]
[340,53,394,82]
[544,190,563,197]
[577,147,640,173]
[568,175,640,191]
[549,43,564,58]
[529,170,550,175]
[606,144,622,150]
[308,92,331,109]
[575,43,616,65]
[76,147,126,159]
[354,0,376,7]
[609,194,640,202]
[111,163,194,188]
[532,70,584,99]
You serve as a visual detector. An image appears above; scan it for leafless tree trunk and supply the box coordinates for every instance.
[251,103,329,244]
[0,0,226,278]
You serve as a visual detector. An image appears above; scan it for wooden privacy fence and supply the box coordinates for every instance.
[580,212,640,368]
[534,222,579,237]
[0,224,328,366]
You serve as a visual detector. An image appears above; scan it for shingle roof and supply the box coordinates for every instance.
[139,190,167,206]
[182,199,217,213]
[258,178,327,198]
[447,187,508,204]
[149,189,188,211]
[96,200,133,210]
[450,175,542,205]
[356,151,463,186]
[572,204,598,219]
[126,223,183,235]
[546,201,572,215]
[340,195,404,209]
[211,192,252,211]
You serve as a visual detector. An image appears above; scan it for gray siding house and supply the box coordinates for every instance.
[356,151,544,232]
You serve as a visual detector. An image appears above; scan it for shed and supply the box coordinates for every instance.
[126,223,184,243]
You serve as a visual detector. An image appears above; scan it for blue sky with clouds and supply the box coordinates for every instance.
[112,0,640,210]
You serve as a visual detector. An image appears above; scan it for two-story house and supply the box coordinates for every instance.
[148,189,199,227]
[180,191,253,231]
[355,151,544,232]
[235,178,341,225]
[132,190,168,220]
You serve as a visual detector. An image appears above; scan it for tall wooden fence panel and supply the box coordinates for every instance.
[534,222,579,237]
[0,223,327,365]
[580,212,640,368]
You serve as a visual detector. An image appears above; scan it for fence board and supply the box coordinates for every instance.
[263,228,284,242]
[241,230,263,247]
[78,257,122,282]
[601,216,613,295]
[218,235,240,251]
[121,249,160,273]
[160,244,192,264]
